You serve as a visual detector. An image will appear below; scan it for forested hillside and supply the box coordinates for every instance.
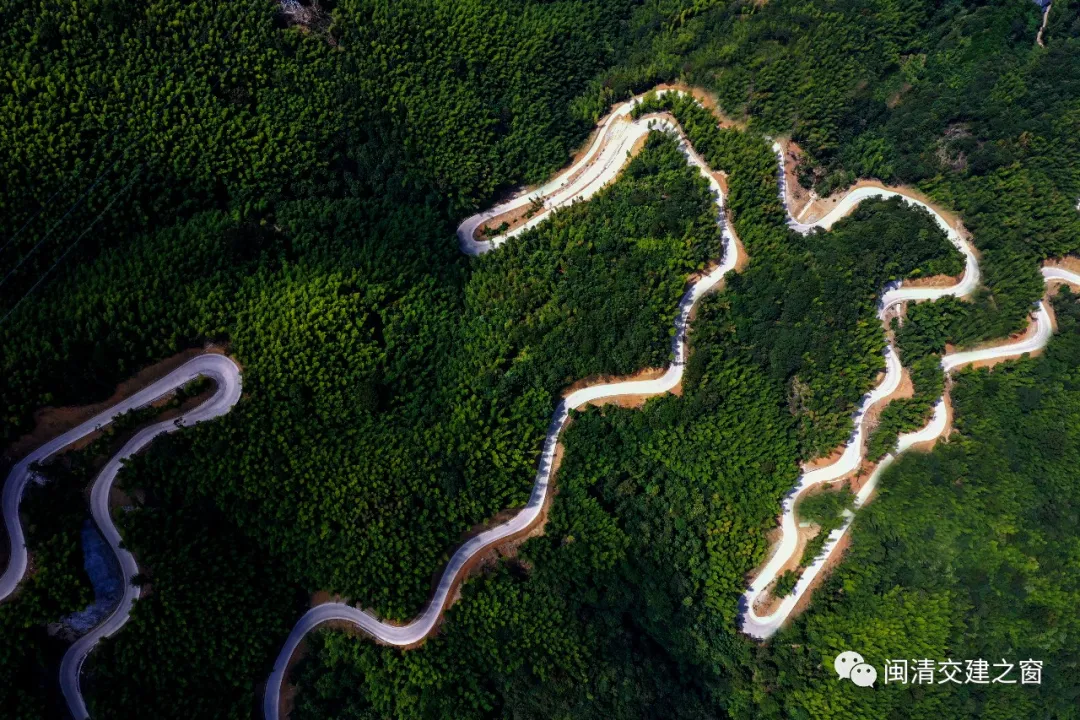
[285,131,970,720]
[2,1,1079,719]
[741,289,1080,720]
[0,465,90,718]
[286,2,1080,717]
[1,0,639,443]
[3,130,733,715]
[638,91,964,458]
[593,0,1080,350]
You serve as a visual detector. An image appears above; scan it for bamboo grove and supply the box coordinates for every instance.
[2,1,1079,718]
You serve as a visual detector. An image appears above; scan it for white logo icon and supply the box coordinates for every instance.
[834,651,877,687]
[833,650,864,679]
[850,663,877,687]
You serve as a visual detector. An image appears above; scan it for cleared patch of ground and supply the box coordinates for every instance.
[4,345,230,462]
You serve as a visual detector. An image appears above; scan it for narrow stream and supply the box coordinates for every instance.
[62,521,123,635]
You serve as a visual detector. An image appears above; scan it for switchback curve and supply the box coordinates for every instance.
[264,98,739,720]
[0,354,242,719]
[8,87,1073,719]
[267,88,1080,717]
[739,144,1079,638]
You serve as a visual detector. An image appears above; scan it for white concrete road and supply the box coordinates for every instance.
[0,354,241,719]
[739,147,1078,639]
[265,93,740,720]
[267,91,1080,716]
[4,87,1078,719]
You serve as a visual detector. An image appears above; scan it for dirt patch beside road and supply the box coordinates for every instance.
[4,345,230,463]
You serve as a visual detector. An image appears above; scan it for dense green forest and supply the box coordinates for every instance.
[0,395,212,718]
[3,129,734,714]
[81,130,722,624]
[284,2,1080,717]
[597,0,1080,349]
[0,0,640,442]
[0,463,90,719]
[85,469,305,718]
[282,125,972,720]
[286,277,1080,720]
[744,289,1080,719]
[76,112,957,718]
[638,91,964,458]
[2,0,1079,718]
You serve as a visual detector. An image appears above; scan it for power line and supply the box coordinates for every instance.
[0,4,234,274]
[0,168,144,327]
[0,66,184,281]
[2,0,219,233]
[1,6,245,302]
[0,124,127,255]
[0,155,124,292]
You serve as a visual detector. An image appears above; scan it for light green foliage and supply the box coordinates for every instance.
[4,2,1080,717]
[797,486,854,528]
[867,352,946,461]
[797,485,854,568]
[746,289,1080,720]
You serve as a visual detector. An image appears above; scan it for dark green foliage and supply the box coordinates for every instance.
[150,132,721,620]
[285,106,973,720]
[0,395,212,718]
[0,0,640,428]
[1,211,260,442]
[773,570,798,599]
[5,101,964,717]
[0,463,91,719]
[797,486,854,568]
[292,271,1080,720]
[604,0,1080,355]
[637,91,963,458]
[83,437,306,719]
[291,318,798,720]
[4,1,1080,717]
[746,288,1080,720]
[867,352,946,461]
[10,132,726,715]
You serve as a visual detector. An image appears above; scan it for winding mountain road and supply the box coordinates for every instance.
[0,354,241,719]
[3,87,1078,720]
[265,90,1080,717]
[739,144,1077,638]
[458,100,645,256]
[264,101,738,720]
